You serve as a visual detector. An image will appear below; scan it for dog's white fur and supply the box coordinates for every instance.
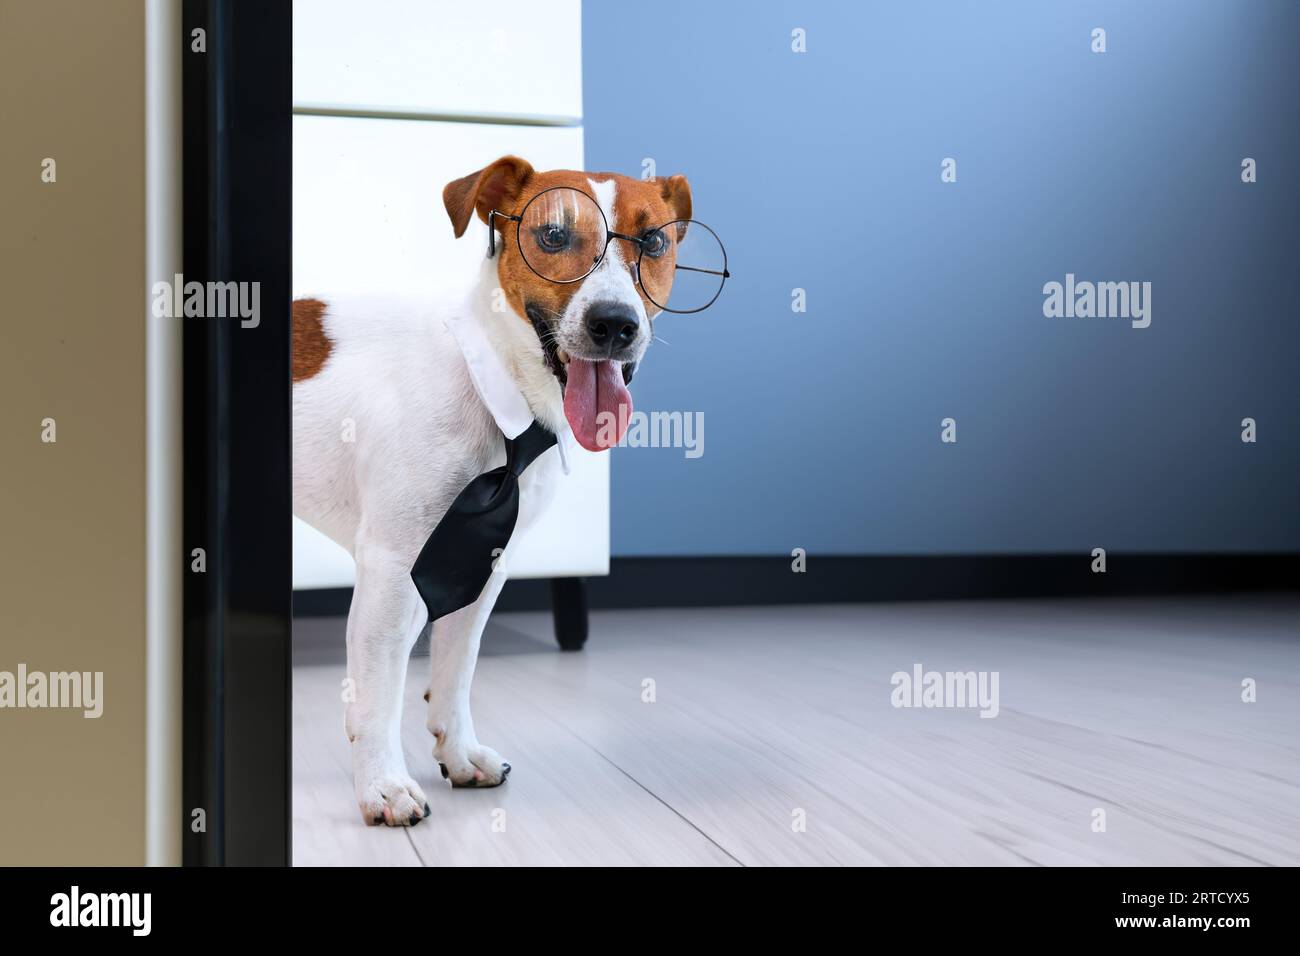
[293,177,648,825]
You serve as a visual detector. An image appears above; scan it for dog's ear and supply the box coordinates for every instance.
[443,156,534,238]
[656,174,692,223]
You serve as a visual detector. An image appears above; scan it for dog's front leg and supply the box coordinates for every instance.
[425,568,511,787]
[345,548,429,826]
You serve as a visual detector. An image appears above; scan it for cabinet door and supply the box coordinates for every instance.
[292,115,608,586]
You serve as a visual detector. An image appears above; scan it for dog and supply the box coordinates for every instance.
[292,156,692,825]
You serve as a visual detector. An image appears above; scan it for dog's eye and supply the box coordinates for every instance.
[533,223,571,253]
[641,228,669,258]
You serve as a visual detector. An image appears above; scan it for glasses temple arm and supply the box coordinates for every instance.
[675,264,731,279]
[486,209,522,257]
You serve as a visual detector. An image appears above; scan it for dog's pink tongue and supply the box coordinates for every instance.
[564,358,632,452]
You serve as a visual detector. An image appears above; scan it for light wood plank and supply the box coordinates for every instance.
[293,663,423,867]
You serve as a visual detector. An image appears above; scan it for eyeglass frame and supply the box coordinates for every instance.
[486,185,730,315]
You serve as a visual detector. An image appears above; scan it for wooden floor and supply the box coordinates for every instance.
[292,595,1300,866]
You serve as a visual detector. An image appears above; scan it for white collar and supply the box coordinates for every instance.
[443,311,572,474]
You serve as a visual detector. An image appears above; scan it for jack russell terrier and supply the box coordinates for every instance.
[292,156,720,826]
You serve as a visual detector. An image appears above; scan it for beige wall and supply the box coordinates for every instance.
[0,0,150,864]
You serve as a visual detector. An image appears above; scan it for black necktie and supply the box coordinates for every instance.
[410,420,557,625]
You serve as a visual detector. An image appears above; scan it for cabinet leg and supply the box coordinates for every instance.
[550,577,588,651]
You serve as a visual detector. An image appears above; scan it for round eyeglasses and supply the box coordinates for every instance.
[488,186,730,314]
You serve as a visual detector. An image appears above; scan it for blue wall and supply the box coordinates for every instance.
[582,1,1300,556]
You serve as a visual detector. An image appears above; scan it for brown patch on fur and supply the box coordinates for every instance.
[612,175,692,316]
[292,297,333,382]
[442,158,694,325]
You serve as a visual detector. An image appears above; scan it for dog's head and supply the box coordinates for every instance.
[444,156,691,451]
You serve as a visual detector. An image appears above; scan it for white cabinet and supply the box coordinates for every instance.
[291,1,604,590]
[294,0,582,122]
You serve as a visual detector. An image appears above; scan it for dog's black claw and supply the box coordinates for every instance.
[439,763,449,780]
[423,803,431,816]
[373,815,384,825]
[423,690,430,702]
[501,762,512,778]
[409,813,422,827]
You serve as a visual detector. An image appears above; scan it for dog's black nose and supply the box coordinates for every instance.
[585,303,639,353]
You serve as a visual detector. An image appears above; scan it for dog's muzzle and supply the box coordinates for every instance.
[525,303,637,389]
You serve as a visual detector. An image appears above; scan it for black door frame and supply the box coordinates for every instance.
[182,0,293,866]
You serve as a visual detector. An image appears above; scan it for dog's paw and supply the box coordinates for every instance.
[356,773,431,827]
[435,740,511,788]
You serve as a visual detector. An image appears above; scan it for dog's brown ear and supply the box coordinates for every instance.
[657,174,692,223]
[443,156,534,238]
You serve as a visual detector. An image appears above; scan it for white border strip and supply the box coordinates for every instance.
[145,0,183,867]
